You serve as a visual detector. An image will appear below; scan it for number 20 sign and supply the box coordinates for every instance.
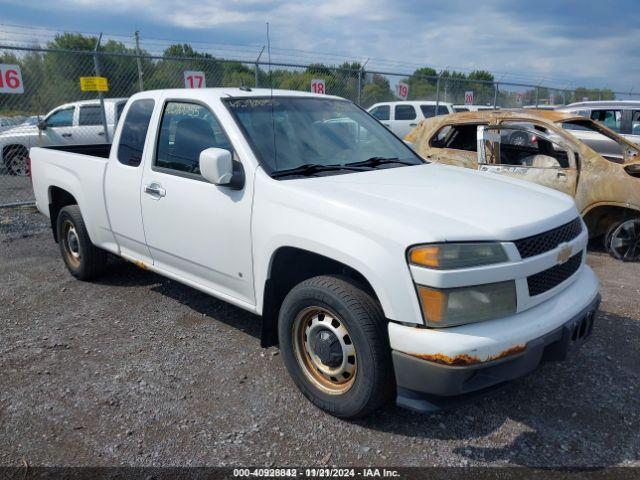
[184,71,206,89]
[0,64,24,94]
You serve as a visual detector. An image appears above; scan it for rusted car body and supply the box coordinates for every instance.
[406,110,640,261]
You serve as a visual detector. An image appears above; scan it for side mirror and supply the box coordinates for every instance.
[37,120,47,131]
[199,147,244,190]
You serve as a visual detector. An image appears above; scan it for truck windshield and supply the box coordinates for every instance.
[224,97,423,176]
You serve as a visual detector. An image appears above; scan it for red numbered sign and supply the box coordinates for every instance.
[184,71,206,88]
[464,91,474,106]
[397,81,409,100]
[0,64,24,94]
[311,79,325,94]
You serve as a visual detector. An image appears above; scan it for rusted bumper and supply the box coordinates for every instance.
[393,294,600,412]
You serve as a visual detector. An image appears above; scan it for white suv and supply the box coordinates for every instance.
[368,101,454,138]
[0,98,127,176]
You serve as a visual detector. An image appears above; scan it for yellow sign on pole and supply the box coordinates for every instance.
[80,76,109,92]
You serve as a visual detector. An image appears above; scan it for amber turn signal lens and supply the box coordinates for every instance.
[409,246,440,268]
[417,286,445,323]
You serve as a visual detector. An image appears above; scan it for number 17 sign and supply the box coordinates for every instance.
[184,71,206,88]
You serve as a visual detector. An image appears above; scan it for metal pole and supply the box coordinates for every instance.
[134,30,144,91]
[93,33,110,144]
[435,74,440,112]
[255,46,265,88]
[493,82,499,108]
[535,87,539,107]
[357,58,369,106]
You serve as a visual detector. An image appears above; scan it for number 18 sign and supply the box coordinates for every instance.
[184,71,206,88]
[0,64,24,94]
[311,79,325,94]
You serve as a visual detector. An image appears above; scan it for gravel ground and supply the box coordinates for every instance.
[0,176,35,205]
[1,207,639,468]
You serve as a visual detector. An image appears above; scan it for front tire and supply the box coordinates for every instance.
[56,205,108,280]
[607,218,640,262]
[278,275,394,418]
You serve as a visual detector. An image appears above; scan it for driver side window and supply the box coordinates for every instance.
[46,107,74,127]
[486,126,573,169]
[155,101,232,175]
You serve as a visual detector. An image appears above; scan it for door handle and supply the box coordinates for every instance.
[144,182,166,198]
[62,133,72,138]
[409,123,417,127]
[97,131,105,136]
[557,171,567,180]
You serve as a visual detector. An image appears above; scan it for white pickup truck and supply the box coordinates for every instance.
[31,88,600,418]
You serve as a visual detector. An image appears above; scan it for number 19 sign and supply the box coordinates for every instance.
[184,71,206,89]
[0,64,24,94]
[397,81,409,100]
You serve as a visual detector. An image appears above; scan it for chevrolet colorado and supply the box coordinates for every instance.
[30,88,600,418]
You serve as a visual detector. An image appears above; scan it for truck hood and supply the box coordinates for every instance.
[280,163,578,243]
[0,124,38,140]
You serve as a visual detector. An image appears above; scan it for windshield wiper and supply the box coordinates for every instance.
[270,163,364,178]
[346,156,416,168]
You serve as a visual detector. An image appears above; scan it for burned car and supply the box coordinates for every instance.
[405,110,640,261]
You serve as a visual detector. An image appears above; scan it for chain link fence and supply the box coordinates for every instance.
[1,41,638,206]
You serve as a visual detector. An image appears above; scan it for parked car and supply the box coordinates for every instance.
[406,109,640,261]
[453,105,497,112]
[0,98,127,176]
[20,115,41,126]
[0,116,18,132]
[367,101,454,138]
[31,88,600,418]
[557,100,640,149]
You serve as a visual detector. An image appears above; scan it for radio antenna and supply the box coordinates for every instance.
[267,22,278,173]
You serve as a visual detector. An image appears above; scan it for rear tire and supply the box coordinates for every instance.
[56,205,108,280]
[278,275,394,418]
[4,146,30,176]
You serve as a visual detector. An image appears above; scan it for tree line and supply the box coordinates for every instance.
[0,32,616,116]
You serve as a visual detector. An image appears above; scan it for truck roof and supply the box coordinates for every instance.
[132,88,344,101]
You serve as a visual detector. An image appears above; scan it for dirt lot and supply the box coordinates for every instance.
[1,206,639,468]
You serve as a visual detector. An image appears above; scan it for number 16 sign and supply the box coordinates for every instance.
[184,71,206,88]
[0,64,24,94]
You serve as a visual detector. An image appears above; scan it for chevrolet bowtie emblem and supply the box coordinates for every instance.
[557,245,572,264]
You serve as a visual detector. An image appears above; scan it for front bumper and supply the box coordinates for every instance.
[389,266,600,412]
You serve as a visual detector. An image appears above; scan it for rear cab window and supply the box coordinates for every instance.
[394,105,417,120]
[117,99,155,167]
[420,105,450,118]
[78,106,102,126]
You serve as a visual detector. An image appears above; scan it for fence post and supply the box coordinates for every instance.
[435,74,441,112]
[93,33,110,144]
[535,87,539,107]
[493,82,499,108]
[134,30,144,92]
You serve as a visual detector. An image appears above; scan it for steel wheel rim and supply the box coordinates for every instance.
[610,219,640,261]
[292,306,357,395]
[62,220,81,268]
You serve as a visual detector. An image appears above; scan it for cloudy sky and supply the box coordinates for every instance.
[1,0,639,91]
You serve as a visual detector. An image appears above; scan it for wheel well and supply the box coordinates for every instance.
[260,247,380,348]
[2,144,28,163]
[583,205,640,238]
[48,186,78,242]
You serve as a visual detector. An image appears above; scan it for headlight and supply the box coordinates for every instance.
[417,281,516,327]
[408,243,508,269]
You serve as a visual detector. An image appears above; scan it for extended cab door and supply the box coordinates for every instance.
[104,98,156,265]
[477,124,579,197]
[139,99,255,306]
